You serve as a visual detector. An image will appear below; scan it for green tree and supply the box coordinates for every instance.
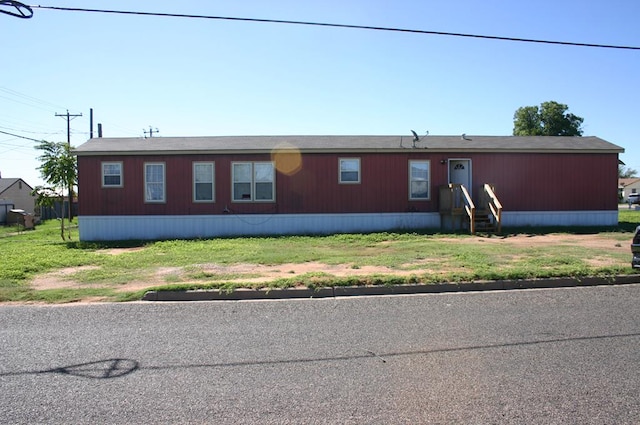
[619,165,638,179]
[33,140,77,240]
[513,101,584,136]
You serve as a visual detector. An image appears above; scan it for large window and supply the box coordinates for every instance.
[144,162,165,203]
[193,162,215,202]
[102,162,123,187]
[409,160,430,200]
[232,162,275,202]
[339,158,360,184]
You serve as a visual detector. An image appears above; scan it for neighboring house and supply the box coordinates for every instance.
[619,178,640,201]
[74,135,623,241]
[0,178,36,223]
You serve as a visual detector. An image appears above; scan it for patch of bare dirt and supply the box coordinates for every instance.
[438,233,626,250]
[26,233,630,299]
[203,262,423,281]
[31,266,101,290]
[99,247,147,255]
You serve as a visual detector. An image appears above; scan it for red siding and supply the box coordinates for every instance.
[77,151,619,216]
[469,153,619,211]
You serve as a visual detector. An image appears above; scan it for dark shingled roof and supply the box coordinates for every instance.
[0,178,32,194]
[74,135,624,155]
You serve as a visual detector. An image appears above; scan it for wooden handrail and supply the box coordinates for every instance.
[439,183,476,233]
[460,184,475,234]
[483,184,502,233]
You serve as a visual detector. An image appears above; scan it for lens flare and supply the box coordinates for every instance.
[271,142,302,176]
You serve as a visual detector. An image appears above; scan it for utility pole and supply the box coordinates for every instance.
[144,126,159,138]
[55,109,82,146]
[55,109,82,235]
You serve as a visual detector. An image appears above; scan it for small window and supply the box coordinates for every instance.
[102,162,123,187]
[232,162,275,202]
[409,160,430,200]
[144,162,165,203]
[339,158,360,184]
[193,162,215,202]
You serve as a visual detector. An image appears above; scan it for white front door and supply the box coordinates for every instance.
[449,159,472,190]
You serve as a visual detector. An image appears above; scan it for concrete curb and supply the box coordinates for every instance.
[141,275,640,301]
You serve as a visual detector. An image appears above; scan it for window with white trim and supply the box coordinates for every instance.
[193,162,215,202]
[102,162,123,187]
[339,158,360,184]
[409,160,430,200]
[232,162,275,202]
[144,162,165,203]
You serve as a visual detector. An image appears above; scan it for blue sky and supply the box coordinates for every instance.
[1,0,638,187]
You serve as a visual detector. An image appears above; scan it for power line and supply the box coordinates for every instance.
[0,125,61,135]
[0,140,36,154]
[0,128,47,143]
[0,112,68,133]
[0,93,60,113]
[0,86,67,111]
[29,5,640,51]
[0,139,32,148]
[0,0,31,18]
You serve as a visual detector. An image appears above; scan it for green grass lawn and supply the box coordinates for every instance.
[1,211,638,303]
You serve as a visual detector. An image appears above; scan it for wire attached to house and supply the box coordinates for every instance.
[23,5,640,51]
[0,1,32,18]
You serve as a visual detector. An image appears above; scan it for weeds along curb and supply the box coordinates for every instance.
[141,275,640,301]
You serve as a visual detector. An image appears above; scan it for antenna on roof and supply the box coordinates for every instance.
[411,130,419,147]
[144,126,159,138]
[410,130,429,148]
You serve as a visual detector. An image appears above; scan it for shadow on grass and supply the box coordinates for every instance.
[60,224,638,248]
[64,240,151,250]
[499,224,637,237]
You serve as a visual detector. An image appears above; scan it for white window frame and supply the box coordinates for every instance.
[409,160,430,200]
[144,162,166,203]
[193,162,215,203]
[101,161,123,188]
[232,161,275,202]
[339,157,361,184]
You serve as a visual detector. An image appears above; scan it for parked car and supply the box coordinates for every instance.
[628,193,640,204]
[632,226,640,268]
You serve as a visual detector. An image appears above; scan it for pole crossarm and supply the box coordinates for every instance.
[55,110,82,146]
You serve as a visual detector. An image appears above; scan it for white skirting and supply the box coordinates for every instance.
[501,210,618,227]
[78,213,440,241]
[77,210,618,241]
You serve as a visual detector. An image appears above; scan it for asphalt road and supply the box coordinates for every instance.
[1,285,639,424]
